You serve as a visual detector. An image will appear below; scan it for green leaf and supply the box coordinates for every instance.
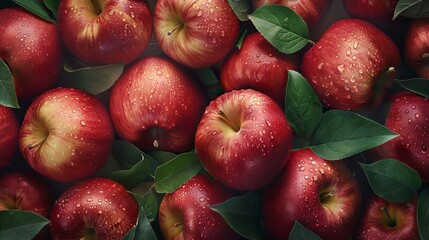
[248,4,310,54]
[43,0,60,19]
[310,110,398,160]
[359,159,422,203]
[154,152,202,193]
[193,68,220,87]
[396,78,429,99]
[147,150,177,165]
[123,208,157,240]
[228,0,251,21]
[0,210,50,240]
[418,187,429,240]
[285,70,323,138]
[236,28,248,49]
[393,0,429,19]
[210,191,264,240]
[289,221,322,240]
[12,0,53,22]
[0,60,19,108]
[64,61,125,95]
[140,189,160,223]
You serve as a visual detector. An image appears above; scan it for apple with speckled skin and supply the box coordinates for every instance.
[50,177,138,239]
[195,89,293,191]
[153,0,240,68]
[57,0,152,65]
[0,105,19,169]
[110,56,207,153]
[18,87,115,182]
[0,7,63,100]
[301,18,401,110]
[404,18,429,79]
[262,148,362,239]
[158,174,240,240]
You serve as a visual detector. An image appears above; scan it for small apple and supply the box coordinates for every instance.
[50,177,138,239]
[153,0,240,68]
[110,56,207,153]
[195,89,293,191]
[301,18,401,110]
[158,174,240,240]
[354,194,419,240]
[220,32,299,107]
[57,0,153,65]
[0,7,63,100]
[404,18,429,79]
[18,87,115,182]
[0,105,20,169]
[342,0,399,27]
[262,148,362,239]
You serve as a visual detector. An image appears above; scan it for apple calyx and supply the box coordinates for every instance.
[167,23,184,36]
[0,195,21,210]
[217,110,240,132]
[319,189,337,208]
[82,227,97,240]
[380,206,396,228]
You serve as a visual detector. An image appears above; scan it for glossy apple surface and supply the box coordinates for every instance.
[0,105,19,169]
[342,0,398,26]
[404,18,429,79]
[19,87,115,182]
[195,89,293,191]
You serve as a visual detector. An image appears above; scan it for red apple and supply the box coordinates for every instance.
[57,0,153,65]
[342,0,399,27]
[354,194,419,240]
[50,177,138,239]
[252,0,333,27]
[158,174,240,240]
[0,7,63,100]
[18,87,115,182]
[220,32,299,107]
[262,148,362,239]
[369,91,429,182]
[195,89,293,191]
[301,18,401,110]
[153,0,240,68]
[110,56,207,153]
[0,105,19,169]
[404,18,429,79]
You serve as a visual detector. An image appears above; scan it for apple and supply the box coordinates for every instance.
[158,174,240,240]
[404,18,429,79]
[110,56,207,153]
[301,18,401,110]
[0,105,20,169]
[342,0,399,27]
[354,194,419,240]
[369,91,429,182]
[195,89,293,191]
[220,31,299,107]
[50,177,138,239]
[18,87,115,182]
[153,0,240,68]
[0,7,63,100]
[57,0,153,66]
[252,0,333,27]
[262,148,362,239]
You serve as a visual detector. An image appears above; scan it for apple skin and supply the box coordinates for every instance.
[0,105,20,169]
[369,91,429,182]
[110,56,207,153]
[0,7,63,100]
[354,194,419,240]
[301,18,401,110]
[58,0,153,66]
[220,32,299,107]
[262,148,362,239]
[18,87,115,182]
[158,174,241,240]
[50,177,138,239]
[153,0,240,68]
[252,0,333,27]
[404,18,429,79]
[342,0,398,27]
[195,89,293,191]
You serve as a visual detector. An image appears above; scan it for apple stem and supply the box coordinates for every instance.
[28,137,47,150]
[320,191,334,204]
[173,222,183,228]
[381,206,396,227]
[167,23,183,36]
[153,139,159,148]
[91,0,102,15]
[218,110,240,132]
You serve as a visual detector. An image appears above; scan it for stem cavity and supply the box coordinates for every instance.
[218,110,240,132]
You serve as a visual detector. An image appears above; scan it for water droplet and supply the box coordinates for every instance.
[353,41,359,49]
[318,168,325,175]
[317,63,324,70]
[86,198,93,202]
[415,113,421,119]
[80,120,86,126]
[304,175,309,180]
[153,139,159,148]
[299,166,306,172]
[346,47,352,56]
[197,10,203,16]
[337,64,345,72]
[199,197,205,202]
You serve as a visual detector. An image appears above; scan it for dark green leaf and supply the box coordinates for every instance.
[140,189,160,223]
[289,221,322,240]
[310,110,398,160]
[147,150,177,165]
[228,0,251,21]
[193,68,220,87]
[396,78,429,99]
[154,152,202,193]
[0,60,19,108]
[107,159,152,189]
[393,0,429,19]
[64,61,125,95]
[359,159,422,202]
[285,70,323,138]
[123,208,157,240]
[418,187,429,240]
[248,5,310,54]
[12,0,53,22]
[0,210,50,240]
[43,0,59,19]
[210,191,264,240]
